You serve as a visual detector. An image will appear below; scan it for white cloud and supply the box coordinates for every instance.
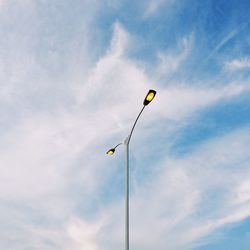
[67,217,102,250]
[234,180,250,204]
[224,58,250,71]
[144,0,174,16]
[109,22,130,57]
[152,83,249,121]
[157,34,193,75]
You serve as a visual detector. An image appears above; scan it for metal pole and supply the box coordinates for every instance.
[125,137,129,250]
[124,106,145,250]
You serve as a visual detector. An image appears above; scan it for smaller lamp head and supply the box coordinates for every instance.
[106,148,115,155]
[143,89,156,106]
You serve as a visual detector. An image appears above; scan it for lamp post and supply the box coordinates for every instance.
[106,89,156,250]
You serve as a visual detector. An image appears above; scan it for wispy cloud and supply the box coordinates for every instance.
[224,58,250,71]
[144,0,173,16]
[206,22,249,61]
[152,83,249,121]
[67,217,102,250]
[157,34,193,75]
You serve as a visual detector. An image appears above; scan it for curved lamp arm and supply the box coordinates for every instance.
[126,89,156,145]
[106,89,156,155]
[126,105,145,145]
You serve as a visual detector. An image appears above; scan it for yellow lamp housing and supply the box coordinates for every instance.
[143,89,156,106]
[106,148,115,155]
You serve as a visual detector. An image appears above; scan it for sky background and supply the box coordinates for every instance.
[0,0,250,249]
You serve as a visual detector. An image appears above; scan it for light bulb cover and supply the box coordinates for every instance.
[106,148,115,155]
[143,89,156,106]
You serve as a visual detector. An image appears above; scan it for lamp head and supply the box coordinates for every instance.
[143,89,156,106]
[106,148,115,155]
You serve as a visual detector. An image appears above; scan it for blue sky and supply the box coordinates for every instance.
[0,0,250,249]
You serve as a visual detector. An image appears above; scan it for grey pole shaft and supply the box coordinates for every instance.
[124,105,145,250]
[125,141,129,250]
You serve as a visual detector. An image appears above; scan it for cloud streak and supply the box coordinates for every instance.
[224,58,250,71]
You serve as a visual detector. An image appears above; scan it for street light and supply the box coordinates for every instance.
[106,89,157,250]
[143,89,156,106]
[106,143,122,155]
